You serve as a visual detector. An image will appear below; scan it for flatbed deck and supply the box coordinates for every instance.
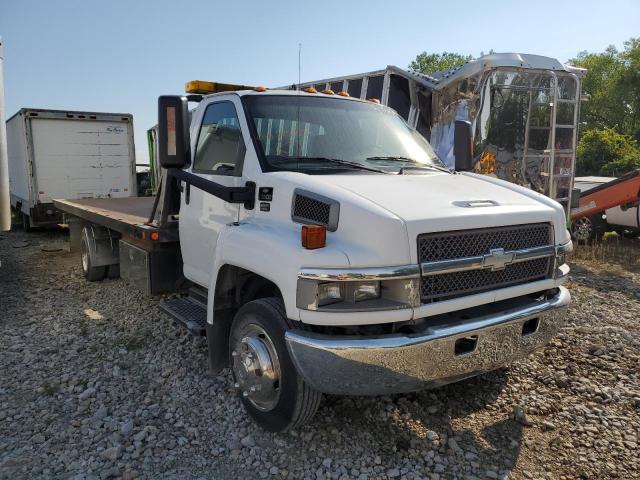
[53,197,178,243]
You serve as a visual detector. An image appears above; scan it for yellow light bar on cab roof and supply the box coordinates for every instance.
[185,80,257,94]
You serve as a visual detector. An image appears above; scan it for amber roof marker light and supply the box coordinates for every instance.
[303,87,317,93]
[321,89,335,95]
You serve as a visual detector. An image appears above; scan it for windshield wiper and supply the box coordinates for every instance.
[275,156,390,174]
[366,156,451,174]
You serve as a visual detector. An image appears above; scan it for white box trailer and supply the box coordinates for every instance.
[7,108,136,228]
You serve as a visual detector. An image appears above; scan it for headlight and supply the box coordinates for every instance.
[317,281,381,305]
[317,282,344,306]
[354,281,380,302]
[297,267,421,311]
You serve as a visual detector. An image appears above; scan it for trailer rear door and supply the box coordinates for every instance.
[30,117,134,202]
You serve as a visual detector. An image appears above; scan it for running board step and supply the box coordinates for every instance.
[159,297,207,337]
[188,285,208,307]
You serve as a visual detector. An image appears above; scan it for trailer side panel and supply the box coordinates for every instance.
[6,113,29,213]
[30,117,135,203]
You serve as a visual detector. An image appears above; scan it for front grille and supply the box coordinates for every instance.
[418,223,553,302]
[418,223,552,262]
[421,257,551,301]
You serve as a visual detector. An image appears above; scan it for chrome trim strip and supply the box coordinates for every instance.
[420,245,555,276]
[556,240,573,255]
[298,265,420,282]
[286,287,570,395]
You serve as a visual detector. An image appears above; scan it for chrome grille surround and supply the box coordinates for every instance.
[418,223,554,302]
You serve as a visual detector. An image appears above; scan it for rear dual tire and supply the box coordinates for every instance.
[80,227,108,281]
[21,213,32,232]
[229,297,321,432]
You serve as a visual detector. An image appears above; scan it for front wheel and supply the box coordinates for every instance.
[229,297,321,432]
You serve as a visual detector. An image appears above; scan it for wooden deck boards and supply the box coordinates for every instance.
[54,197,154,226]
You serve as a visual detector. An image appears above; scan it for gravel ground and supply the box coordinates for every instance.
[1,228,638,480]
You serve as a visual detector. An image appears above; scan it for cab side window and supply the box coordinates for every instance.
[193,101,245,175]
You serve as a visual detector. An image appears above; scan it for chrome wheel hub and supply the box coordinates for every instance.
[232,324,281,411]
[81,243,89,272]
[572,217,593,241]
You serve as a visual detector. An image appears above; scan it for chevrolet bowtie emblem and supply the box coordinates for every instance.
[482,248,515,271]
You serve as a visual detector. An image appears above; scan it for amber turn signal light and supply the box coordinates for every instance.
[150,231,160,241]
[301,225,326,249]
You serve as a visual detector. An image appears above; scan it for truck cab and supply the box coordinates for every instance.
[153,82,571,431]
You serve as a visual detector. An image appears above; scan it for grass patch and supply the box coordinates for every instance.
[571,236,640,269]
[41,382,59,396]
[117,333,147,351]
[79,317,89,336]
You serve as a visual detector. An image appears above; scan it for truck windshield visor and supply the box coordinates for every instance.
[243,95,443,172]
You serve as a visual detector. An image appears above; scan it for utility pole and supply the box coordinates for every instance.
[0,36,10,231]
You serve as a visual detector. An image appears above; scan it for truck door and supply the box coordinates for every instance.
[179,99,247,287]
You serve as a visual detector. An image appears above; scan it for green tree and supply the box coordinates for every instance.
[576,128,640,176]
[409,52,473,75]
[571,38,640,141]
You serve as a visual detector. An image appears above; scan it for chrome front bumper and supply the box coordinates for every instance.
[285,286,570,395]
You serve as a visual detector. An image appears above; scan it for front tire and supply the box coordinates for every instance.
[81,227,107,281]
[229,297,321,432]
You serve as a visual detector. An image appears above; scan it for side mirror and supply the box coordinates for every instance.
[453,120,473,171]
[158,95,190,169]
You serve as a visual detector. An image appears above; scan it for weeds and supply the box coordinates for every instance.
[119,334,146,351]
[79,317,88,336]
[41,382,59,396]
[571,236,639,269]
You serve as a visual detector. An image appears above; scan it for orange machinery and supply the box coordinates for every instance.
[571,169,640,221]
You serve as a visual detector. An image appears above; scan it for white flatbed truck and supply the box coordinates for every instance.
[55,82,572,431]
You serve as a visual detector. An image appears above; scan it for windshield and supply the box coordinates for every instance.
[243,95,444,173]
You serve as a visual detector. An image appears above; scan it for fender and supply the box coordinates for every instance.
[206,220,350,325]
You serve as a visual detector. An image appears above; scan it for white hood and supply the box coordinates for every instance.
[323,171,564,256]
[258,170,567,268]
